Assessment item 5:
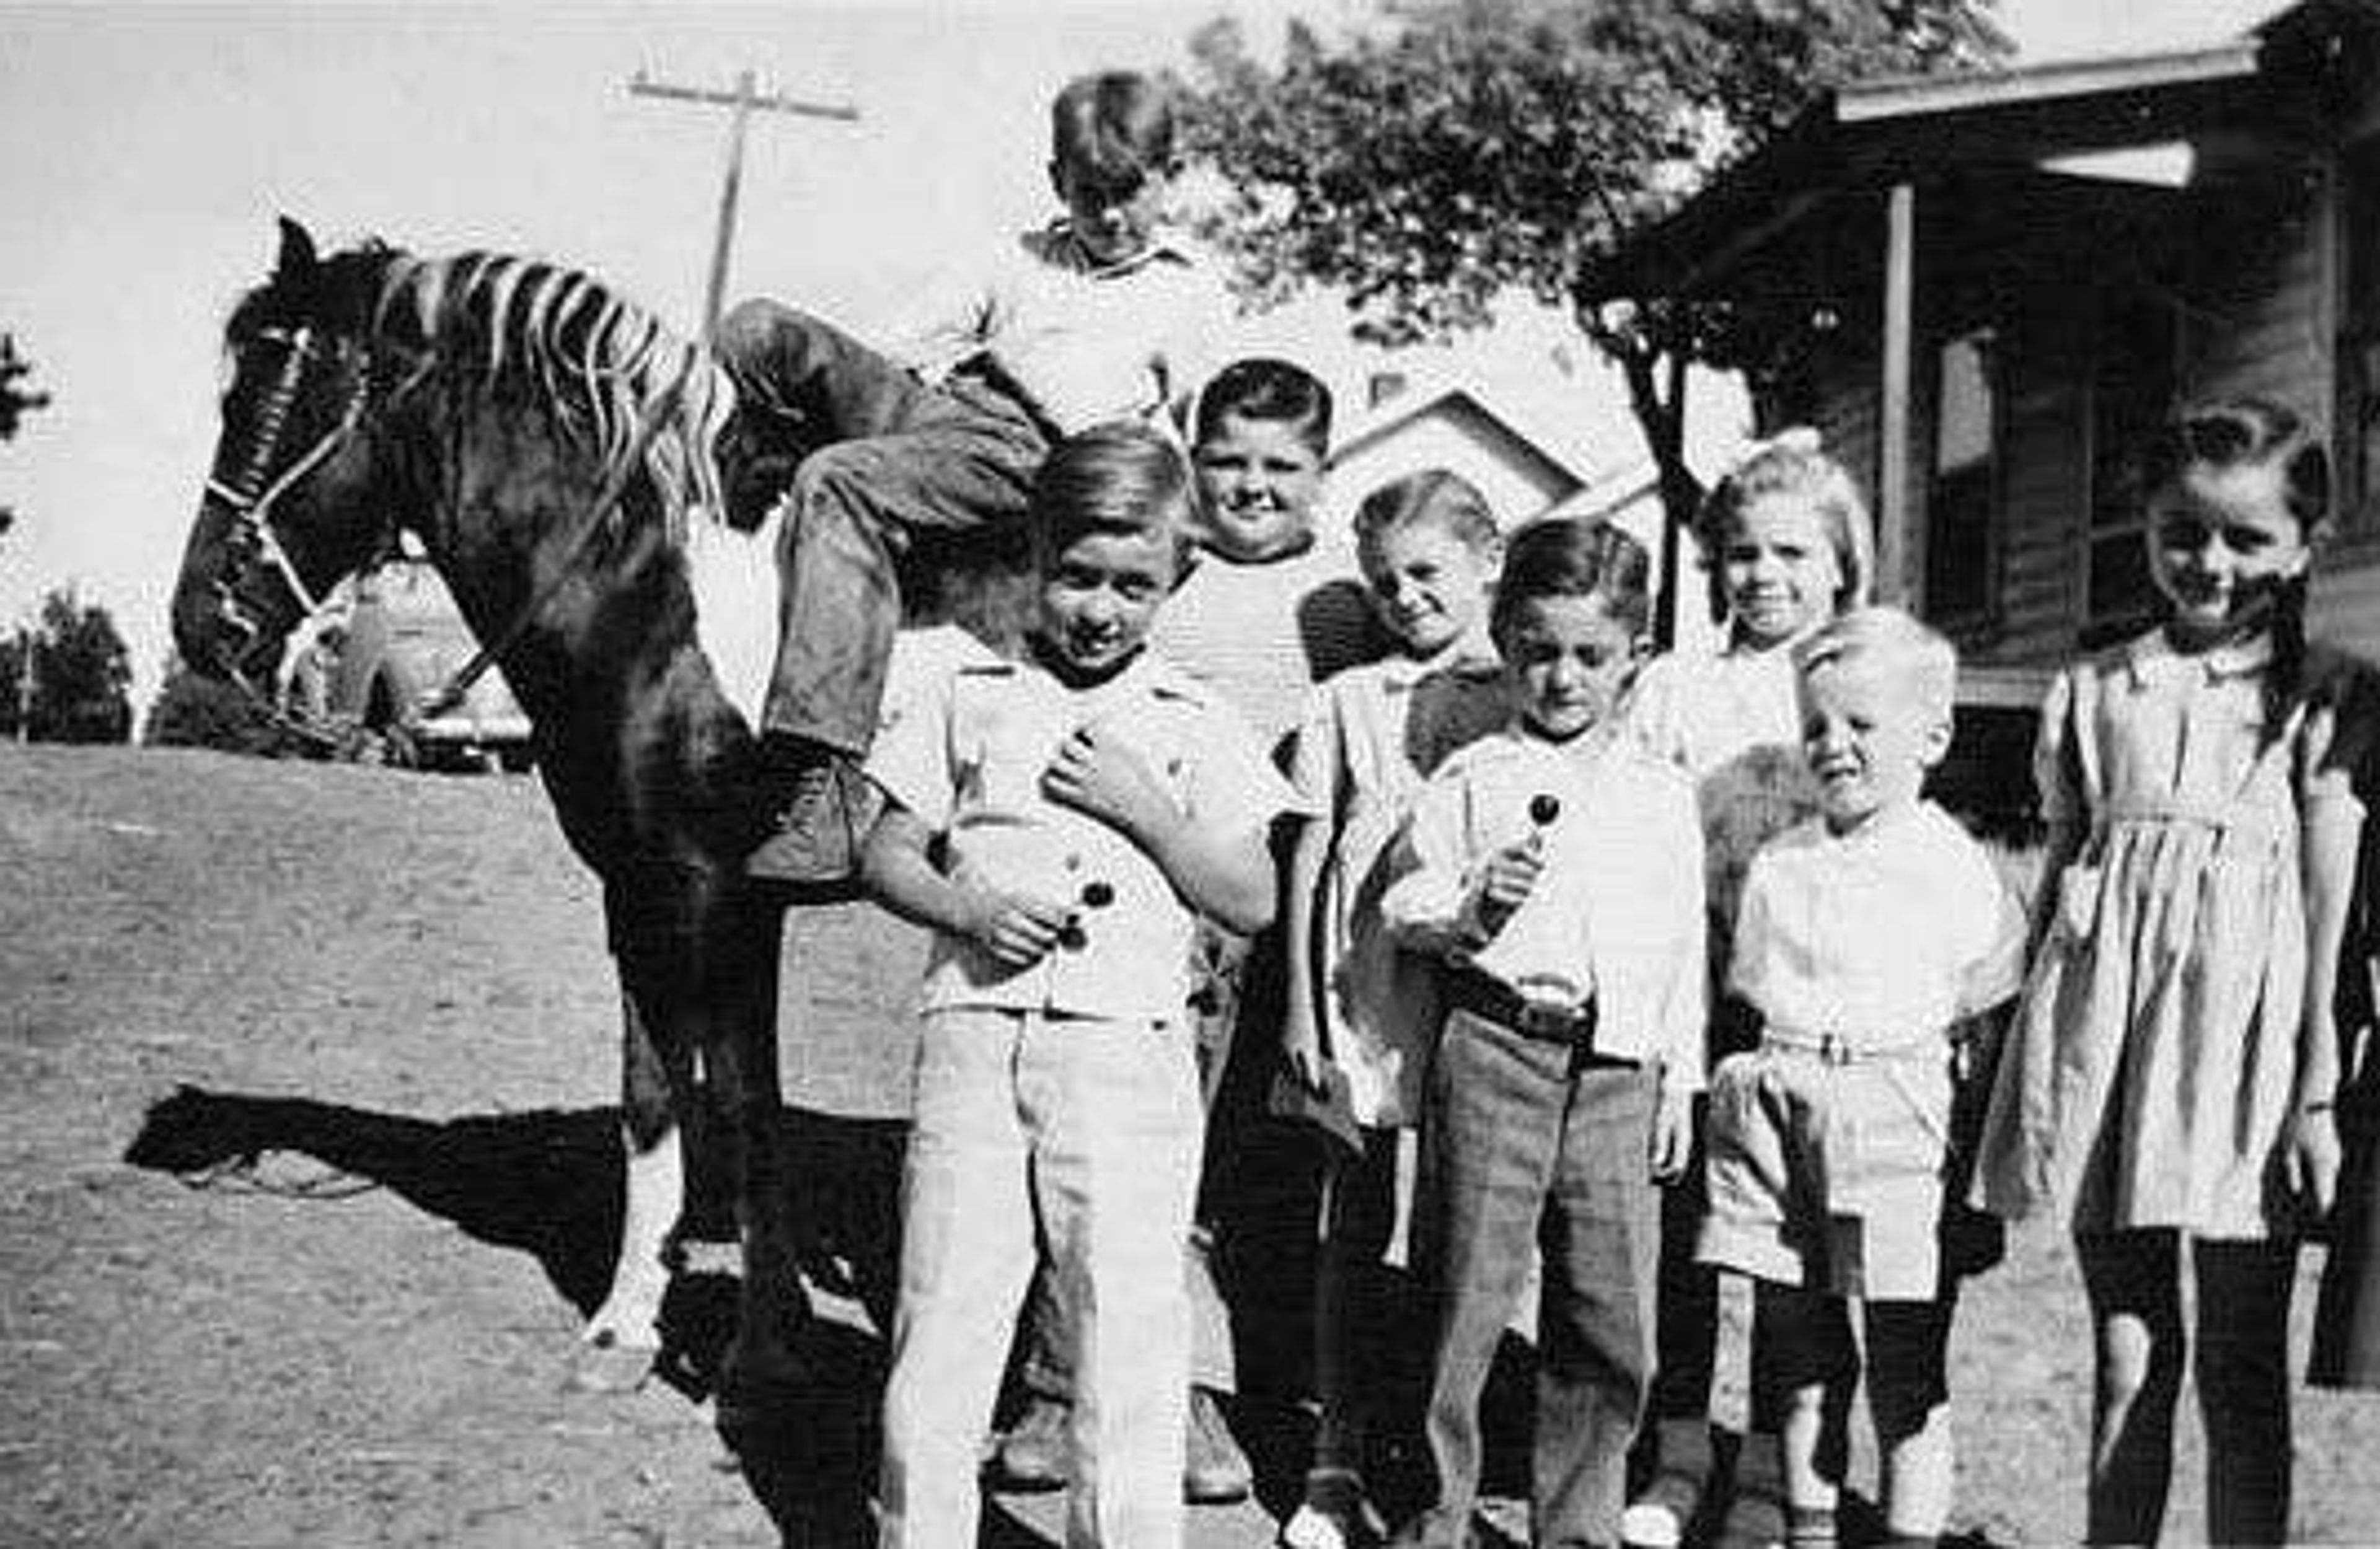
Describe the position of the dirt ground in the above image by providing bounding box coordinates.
[1,744,2375,1547]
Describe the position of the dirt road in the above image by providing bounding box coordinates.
[1,745,2373,1545]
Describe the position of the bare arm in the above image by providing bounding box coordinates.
[2286,726,2364,1216]
[860,804,1073,968]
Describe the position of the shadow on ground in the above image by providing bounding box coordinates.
[120,1087,2001,1548]
[123,1084,904,1545]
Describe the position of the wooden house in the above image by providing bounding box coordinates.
[1590,0,2380,752]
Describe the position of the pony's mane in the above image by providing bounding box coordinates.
[284,242,734,537]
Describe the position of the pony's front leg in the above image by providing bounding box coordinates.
[706,893,813,1432]
[573,984,689,1391]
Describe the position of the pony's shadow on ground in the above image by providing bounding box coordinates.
[121,1088,2014,1549]
[123,1084,904,1546]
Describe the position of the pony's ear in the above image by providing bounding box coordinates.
[274,217,319,284]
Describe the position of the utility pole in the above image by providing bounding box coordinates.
[627,67,859,343]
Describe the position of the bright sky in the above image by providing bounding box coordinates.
[0,0,2287,706]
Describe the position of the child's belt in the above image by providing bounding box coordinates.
[1446,969,1600,1050]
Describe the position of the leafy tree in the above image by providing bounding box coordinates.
[0,331,49,542]
[0,586,133,744]
[1175,0,2009,637]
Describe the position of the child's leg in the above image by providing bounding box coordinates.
[1750,1281,1858,1545]
[2192,1236,2297,1546]
[1533,1060,1662,1547]
[1407,1010,1567,1543]
[1026,1014,1204,1549]
[1864,1296,1957,1543]
[2075,1228,2185,1546]
[1626,1108,1721,1545]
[761,415,1042,760]
[878,1009,1039,1548]
[1311,1125,1400,1479]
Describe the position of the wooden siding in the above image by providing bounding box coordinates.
[2181,161,2332,421]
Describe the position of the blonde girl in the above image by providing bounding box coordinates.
[1620,429,1873,1549]
[1279,470,1510,1548]
[1975,398,2373,1544]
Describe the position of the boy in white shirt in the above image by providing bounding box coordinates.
[860,422,1295,1547]
[1699,607,2025,1549]
[717,69,1233,889]
[1379,517,1705,1548]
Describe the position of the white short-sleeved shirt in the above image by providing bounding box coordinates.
[1379,726,1708,1082]
[866,646,1299,1025]
[874,224,1235,438]
[1730,801,2027,1052]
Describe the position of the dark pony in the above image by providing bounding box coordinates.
[171,218,803,1420]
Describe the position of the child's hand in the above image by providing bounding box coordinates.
[2285,1104,2343,1221]
[959,887,1075,969]
[1472,839,1545,937]
[1282,1016,1333,1093]
[1649,1082,1695,1182]
[1043,725,1173,839]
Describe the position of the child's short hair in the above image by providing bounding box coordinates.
[1491,517,1652,643]
[1029,420,1195,568]
[1695,428,1876,625]
[1794,605,1959,726]
[1191,357,1333,455]
[1352,468,1499,562]
[1049,71,1178,195]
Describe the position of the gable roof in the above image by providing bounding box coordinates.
[1326,372,1602,495]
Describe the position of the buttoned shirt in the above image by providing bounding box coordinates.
[874,222,1235,437]
[1730,801,2026,1055]
[866,646,1298,1025]
[1379,725,1708,1084]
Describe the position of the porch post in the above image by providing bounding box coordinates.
[1878,180,1916,607]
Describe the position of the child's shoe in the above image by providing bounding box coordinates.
[1184,1385,1253,1503]
[747,740,869,892]
[987,1393,1069,1492]
[1281,1467,1389,1548]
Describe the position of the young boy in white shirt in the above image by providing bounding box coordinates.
[860,422,1295,1547]
[1699,607,2025,1549]
[1379,517,1706,1548]
[717,70,1233,889]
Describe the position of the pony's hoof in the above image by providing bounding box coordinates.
[566,1331,659,1394]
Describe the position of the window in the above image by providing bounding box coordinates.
[2084,289,2177,647]
[1927,327,1998,621]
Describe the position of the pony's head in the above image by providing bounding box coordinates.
[174,217,403,690]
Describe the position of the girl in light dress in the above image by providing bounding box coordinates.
[1279,470,1511,1548]
[1617,430,1874,1549]
[1974,398,2376,1545]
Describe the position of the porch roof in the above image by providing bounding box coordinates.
[1585,41,2273,302]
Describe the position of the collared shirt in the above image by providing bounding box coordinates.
[1150,540,1382,760]
[872,221,1235,437]
[1730,801,2026,1054]
[866,646,1299,1025]
[1624,643,1823,942]
[1380,724,1708,1084]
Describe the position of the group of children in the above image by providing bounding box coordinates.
[714,63,2380,1549]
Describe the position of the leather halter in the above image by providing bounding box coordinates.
[203,325,371,630]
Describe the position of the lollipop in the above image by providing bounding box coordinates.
[1059,879,1115,951]
[1528,794,1561,828]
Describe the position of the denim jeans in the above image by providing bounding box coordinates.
[877,1007,1202,1548]
[711,301,1046,756]
[1406,1006,1660,1549]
